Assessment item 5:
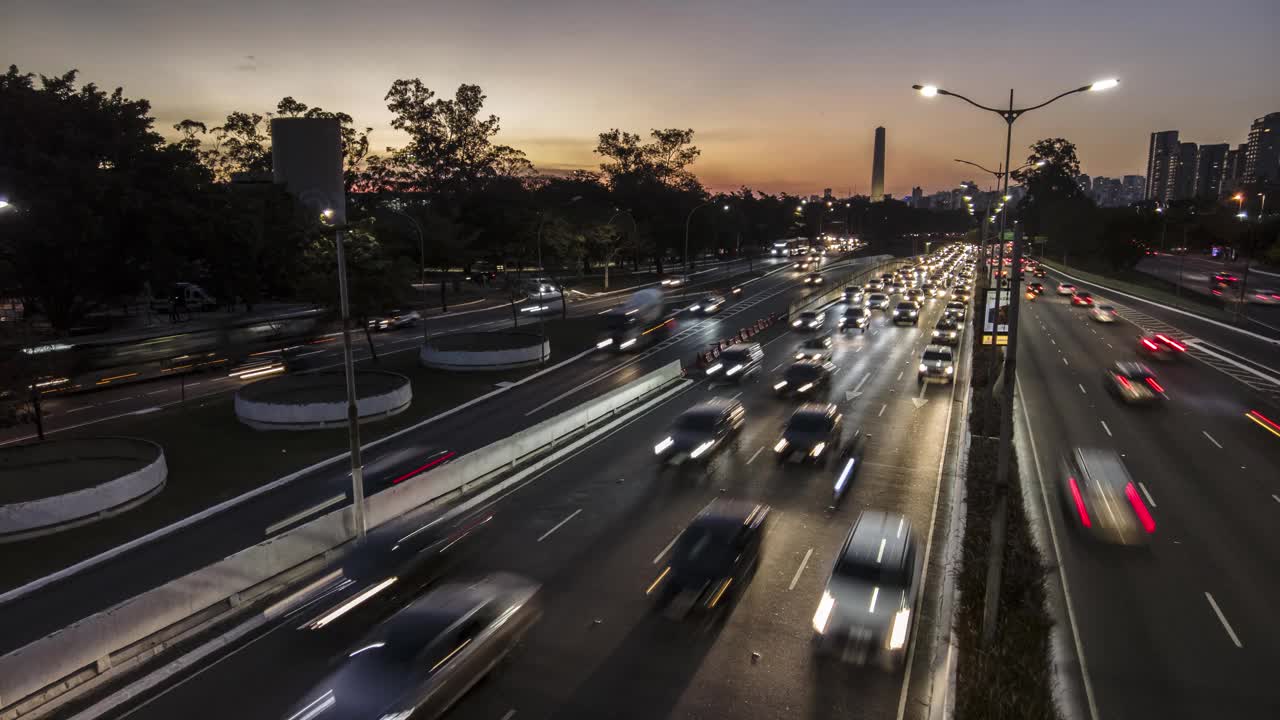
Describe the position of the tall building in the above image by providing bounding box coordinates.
[911,186,923,208]
[1076,174,1092,195]
[1122,175,1146,205]
[1145,130,1180,204]
[1175,142,1199,200]
[1090,176,1123,207]
[1220,143,1248,197]
[1244,112,1280,183]
[1192,143,1229,199]
[870,126,886,202]
[823,188,833,201]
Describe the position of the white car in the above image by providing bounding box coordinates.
[690,294,725,314]
[1090,305,1118,323]
[661,276,687,287]
[1057,283,1077,296]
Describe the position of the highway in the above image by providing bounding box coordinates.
[1013,282,1280,719]
[82,269,968,720]
[1131,252,1280,336]
[0,253,882,654]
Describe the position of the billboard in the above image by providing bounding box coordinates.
[982,289,1010,345]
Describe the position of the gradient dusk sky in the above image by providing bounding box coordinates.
[5,0,1278,197]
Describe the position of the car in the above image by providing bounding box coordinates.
[943,301,967,321]
[879,273,894,283]
[866,279,885,291]
[773,360,834,399]
[660,276,687,287]
[1027,282,1045,295]
[654,397,746,464]
[920,283,943,299]
[710,343,764,381]
[283,573,541,720]
[804,272,824,285]
[843,286,864,304]
[812,510,920,667]
[931,317,961,346]
[367,309,421,331]
[905,288,926,305]
[891,302,919,325]
[887,282,905,295]
[917,345,955,384]
[1056,283,1077,296]
[865,293,891,311]
[1058,448,1155,545]
[1070,291,1094,307]
[792,309,827,330]
[1137,332,1187,359]
[689,294,725,314]
[648,500,769,618]
[1090,304,1118,322]
[774,403,842,465]
[840,306,870,332]
[1103,361,1165,404]
[1034,267,1047,278]
[795,333,834,361]
[951,287,971,302]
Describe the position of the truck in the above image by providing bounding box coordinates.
[150,283,219,313]
[601,288,670,352]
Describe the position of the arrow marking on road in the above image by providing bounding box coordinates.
[911,377,929,408]
[846,373,870,401]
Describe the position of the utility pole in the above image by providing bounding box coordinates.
[322,211,367,540]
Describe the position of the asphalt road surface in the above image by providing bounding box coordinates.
[1014,288,1280,720]
[0,253,884,654]
[90,280,967,720]
[1133,253,1280,335]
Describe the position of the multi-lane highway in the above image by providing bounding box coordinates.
[1014,273,1280,720]
[58,258,970,720]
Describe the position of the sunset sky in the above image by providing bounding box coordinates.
[6,0,1278,197]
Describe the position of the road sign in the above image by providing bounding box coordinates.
[982,289,1010,345]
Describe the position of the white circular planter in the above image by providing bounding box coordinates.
[0,437,167,542]
[235,370,412,430]
[421,331,550,371]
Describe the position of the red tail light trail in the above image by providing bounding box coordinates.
[1124,483,1156,533]
[1068,477,1092,528]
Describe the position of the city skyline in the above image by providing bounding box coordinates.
[4,0,1278,196]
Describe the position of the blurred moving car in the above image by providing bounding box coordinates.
[1090,304,1118,322]
[660,276,687,287]
[1070,291,1094,306]
[840,306,870,332]
[653,398,746,464]
[795,333,834,361]
[887,282,905,295]
[804,272,825,286]
[866,279,885,292]
[774,403,842,465]
[284,573,540,720]
[1026,282,1045,295]
[931,317,961,346]
[792,309,827,330]
[917,345,955,384]
[648,500,769,619]
[943,301,967,321]
[710,343,764,381]
[773,360,834,399]
[367,309,421,331]
[812,511,920,667]
[1056,283,1078,296]
[891,302,920,325]
[951,287,971,302]
[844,286,865,304]
[866,293,891,311]
[1102,361,1165,404]
[906,288,927,305]
[1136,332,1187,360]
[830,429,870,504]
[1058,448,1155,545]
[689,294,725,314]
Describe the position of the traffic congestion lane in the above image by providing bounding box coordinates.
[0,255,884,654]
[1016,295,1280,719]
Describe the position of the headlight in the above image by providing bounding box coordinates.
[919,364,928,372]
[813,591,836,634]
[774,381,788,390]
[810,442,826,458]
[909,310,917,316]
[888,608,911,650]
[690,304,701,312]
[945,366,953,374]
[596,339,613,349]
[619,338,637,349]
[654,437,674,455]
[774,438,789,452]
[792,320,802,327]
[690,440,715,459]
[797,382,814,392]
[726,364,743,376]
[949,332,957,338]
[706,363,723,375]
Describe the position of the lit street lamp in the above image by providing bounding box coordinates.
[683,201,729,299]
[384,206,433,340]
[913,76,1119,644]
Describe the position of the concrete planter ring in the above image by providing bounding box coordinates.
[421,331,551,371]
[235,370,412,430]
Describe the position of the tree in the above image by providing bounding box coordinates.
[0,66,210,332]
[1013,138,1095,255]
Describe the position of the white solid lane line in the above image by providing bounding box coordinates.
[264,494,346,536]
[789,547,814,591]
[1204,592,1244,648]
[501,711,516,720]
[146,389,168,396]
[746,446,764,465]
[772,362,785,371]
[1138,482,1157,507]
[1078,383,1087,395]
[1202,431,1223,449]
[1106,342,1113,349]
[63,405,94,414]
[1100,420,1112,437]
[655,530,686,563]
[897,370,904,381]
[1272,494,1280,504]
[537,508,582,542]
[878,404,887,417]
[1063,357,1070,366]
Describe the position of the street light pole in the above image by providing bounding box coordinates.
[386,207,429,342]
[683,201,727,301]
[914,77,1118,645]
[322,210,367,540]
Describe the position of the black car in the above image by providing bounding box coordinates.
[773,360,834,399]
[1103,361,1165,404]
[711,343,764,382]
[891,301,920,325]
[795,333,834,361]
[840,306,870,332]
[649,499,769,618]
[653,398,746,464]
[931,317,961,346]
[774,402,842,465]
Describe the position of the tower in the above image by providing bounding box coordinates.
[871,127,886,202]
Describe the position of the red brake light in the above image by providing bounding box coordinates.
[1124,483,1156,533]
[1245,409,1280,437]
[1140,338,1159,351]
[1155,334,1185,351]
[392,451,457,484]
[1117,374,1130,389]
[1146,377,1164,393]
[1068,477,1092,528]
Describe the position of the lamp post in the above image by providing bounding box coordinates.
[913,77,1119,644]
[384,207,432,341]
[606,209,638,291]
[683,201,728,300]
[0,199,46,441]
[321,208,367,540]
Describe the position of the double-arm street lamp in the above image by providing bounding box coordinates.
[683,201,729,300]
[913,77,1119,644]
